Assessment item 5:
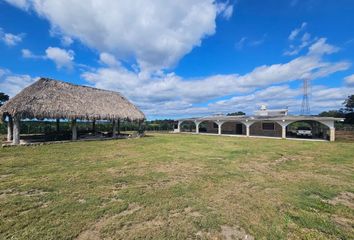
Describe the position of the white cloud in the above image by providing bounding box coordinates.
[285,22,339,57]
[0,28,24,46]
[45,47,74,69]
[216,1,234,20]
[6,0,233,71]
[284,32,312,56]
[249,37,266,47]
[288,22,307,41]
[308,38,339,56]
[1,60,351,117]
[21,49,32,58]
[61,36,73,47]
[81,38,350,118]
[345,74,354,86]
[21,47,75,69]
[0,68,9,78]
[235,35,266,50]
[99,52,121,67]
[3,33,23,46]
[0,67,38,97]
[3,1,351,118]
[4,0,30,10]
[207,84,354,117]
[21,48,42,59]
[235,37,247,50]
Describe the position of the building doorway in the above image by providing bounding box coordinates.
[236,123,243,134]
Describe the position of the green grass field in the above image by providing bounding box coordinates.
[0,133,353,239]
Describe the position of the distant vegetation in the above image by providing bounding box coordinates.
[0,119,177,135]
[1,92,353,135]
[227,111,246,116]
[319,95,354,124]
[0,92,9,107]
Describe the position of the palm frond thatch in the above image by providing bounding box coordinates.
[0,78,145,121]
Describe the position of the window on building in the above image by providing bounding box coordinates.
[262,122,275,130]
[213,123,218,128]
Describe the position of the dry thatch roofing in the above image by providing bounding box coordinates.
[0,78,145,121]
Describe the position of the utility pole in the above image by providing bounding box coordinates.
[300,78,310,115]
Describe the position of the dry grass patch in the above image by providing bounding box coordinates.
[0,133,353,239]
[326,192,354,209]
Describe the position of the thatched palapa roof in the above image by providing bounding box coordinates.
[0,78,145,121]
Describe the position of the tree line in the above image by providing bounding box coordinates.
[1,92,353,135]
[318,95,354,124]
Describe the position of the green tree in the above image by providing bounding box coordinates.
[342,95,354,123]
[0,92,9,107]
[318,110,345,118]
[227,111,246,116]
[343,95,354,112]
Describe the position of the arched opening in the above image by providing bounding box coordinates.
[198,121,218,134]
[250,121,282,138]
[179,121,196,132]
[221,121,246,135]
[286,120,330,140]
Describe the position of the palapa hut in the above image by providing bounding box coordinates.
[0,78,145,145]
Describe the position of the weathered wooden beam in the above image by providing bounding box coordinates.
[7,115,13,142]
[12,116,20,145]
[112,119,117,138]
[72,119,78,140]
[117,119,120,135]
[92,120,96,133]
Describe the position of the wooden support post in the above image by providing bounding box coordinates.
[117,119,120,135]
[92,120,96,134]
[12,116,20,145]
[7,115,13,142]
[137,120,142,135]
[56,119,60,132]
[112,120,117,138]
[72,119,77,140]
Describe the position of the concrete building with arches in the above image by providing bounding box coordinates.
[175,107,343,141]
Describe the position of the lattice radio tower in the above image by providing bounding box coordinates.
[300,78,310,115]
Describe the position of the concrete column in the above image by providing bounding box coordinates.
[7,115,13,142]
[246,125,250,137]
[177,121,181,132]
[217,122,224,135]
[243,120,254,137]
[276,120,290,139]
[71,119,78,140]
[112,120,117,138]
[12,116,20,145]
[329,128,335,142]
[195,121,200,134]
[281,126,286,139]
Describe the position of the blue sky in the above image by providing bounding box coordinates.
[0,0,353,119]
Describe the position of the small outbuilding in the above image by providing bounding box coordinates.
[0,78,145,145]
